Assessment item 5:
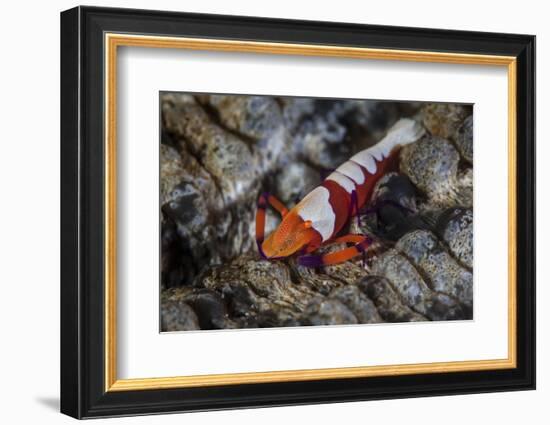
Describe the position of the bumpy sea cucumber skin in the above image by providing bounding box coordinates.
[436,208,474,269]
[395,230,473,308]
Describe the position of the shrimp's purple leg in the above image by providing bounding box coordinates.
[298,234,373,267]
[348,190,366,266]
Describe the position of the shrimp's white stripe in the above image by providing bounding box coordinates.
[351,151,377,174]
[351,118,425,175]
[297,187,335,241]
[369,147,384,162]
[336,161,365,184]
[383,117,426,148]
[326,171,355,193]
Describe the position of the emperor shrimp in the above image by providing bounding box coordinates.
[255,118,425,267]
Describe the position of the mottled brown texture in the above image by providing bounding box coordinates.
[400,134,472,208]
[162,93,258,204]
[160,144,186,206]
[371,247,470,320]
[436,208,474,269]
[329,285,383,323]
[454,115,473,164]
[422,103,470,140]
[199,95,288,173]
[395,230,473,308]
[160,299,200,332]
[357,276,428,322]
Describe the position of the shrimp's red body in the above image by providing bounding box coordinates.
[256,118,425,267]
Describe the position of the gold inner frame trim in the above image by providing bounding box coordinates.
[104,33,518,392]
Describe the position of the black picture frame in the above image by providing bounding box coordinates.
[61,5,535,419]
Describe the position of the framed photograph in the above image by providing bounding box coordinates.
[60,6,535,419]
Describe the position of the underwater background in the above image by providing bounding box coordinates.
[160,93,473,331]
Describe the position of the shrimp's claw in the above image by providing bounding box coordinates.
[255,192,289,259]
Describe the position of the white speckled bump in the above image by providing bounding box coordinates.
[296,187,336,241]
[351,118,425,174]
